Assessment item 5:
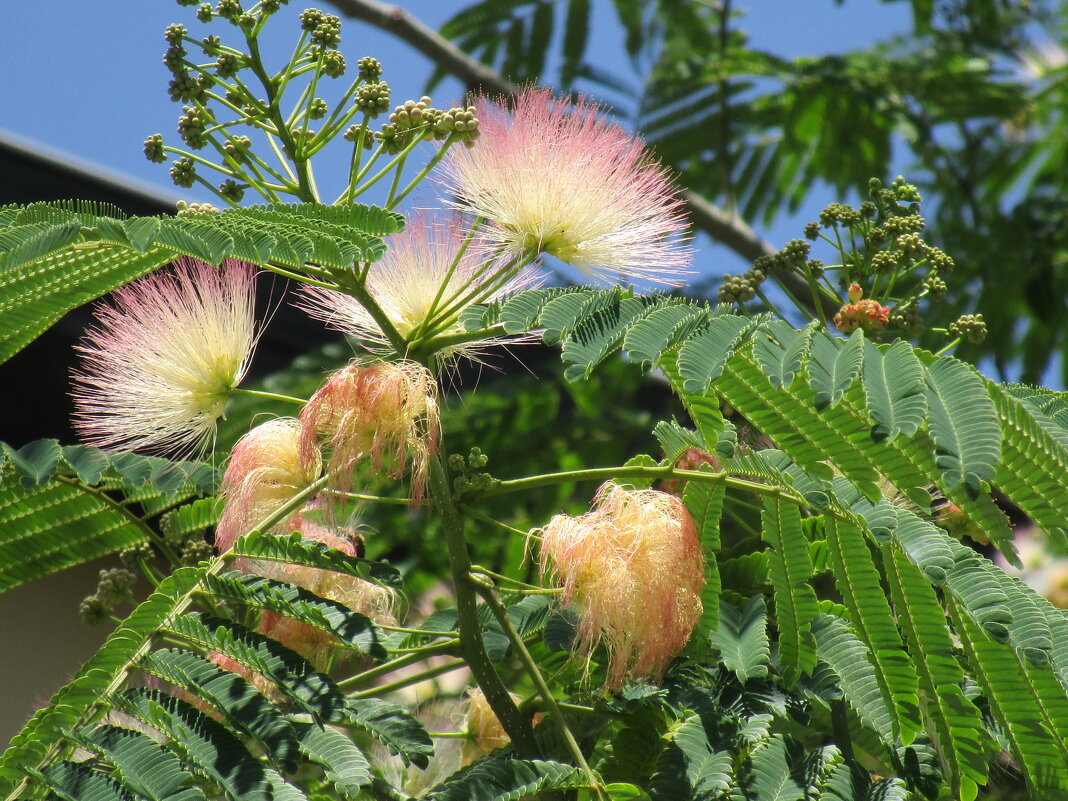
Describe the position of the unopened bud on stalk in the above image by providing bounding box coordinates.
[538,483,705,690]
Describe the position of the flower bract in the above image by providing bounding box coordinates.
[72,258,257,455]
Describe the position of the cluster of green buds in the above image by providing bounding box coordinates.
[722,175,977,352]
[145,2,480,209]
[449,448,500,497]
[79,568,138,625]
[949,313,988,344]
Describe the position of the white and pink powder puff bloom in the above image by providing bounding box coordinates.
[300,360,439,502]
[72,258,257,455]
[538,482,705,690]
[215,418,322,553]
[297,212,536,360]
[439,88,692,285]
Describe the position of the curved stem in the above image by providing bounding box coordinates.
[347,658,468,698]
[469,573,605,798]
[427,454,539,756]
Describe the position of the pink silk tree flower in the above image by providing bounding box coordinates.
[300,360,439,502]
[296,211,537,361]
[72,258,257,455]
[538,482,705,690]
[439,88,692,285]
[215,418,322,553]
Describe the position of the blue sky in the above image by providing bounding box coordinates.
[1,0,914,277]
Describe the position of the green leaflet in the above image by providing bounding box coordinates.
[710,595,770,682]
[0,201,401,364]
[562,295,658,381]
[420,757,591,801]
[110,688,274,801]
[810,614,894,745]
[199,572,389,659]
[138,649,301,773]
[883,546,987,800]
[861,338,927,441]
[677,314,766,394]
[0,567,203,792]
[752,319,818,389]
[0,442,216,594]
[806,329,864,410]
[741,735,805,801]
[761,497,819,684]
[32,761,132,801]
[823,517,921,745]
[649,714,732,801]
[988,381,1068,542]
[344,697,434,769]
[683,479,725,639]
[229,530,403,590]
[293,723,371,799]
[69,725,205,801]
[949,600,1068,798]
[922,354,1002,499]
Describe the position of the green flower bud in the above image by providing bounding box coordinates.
[196,3,213,22]
[322,50,346,78]
[182,539,215,565]
[311,14,341,48]
[870,250,897,274]
[144,133,167,163]
[201,34,222,54]
[216,0,241,20]
[308,97,328,119]
[859,201,876,218]
[168,73,210,103]
[357,56,382,80]
[300,8,324,30]
[215,52,241,78]
[949,314,987,344]
[806,258,824,279]
[164,23,188,45]
[803,221,821,240]
[238,12,256,30]
[218,178,245,202]
[780,238,810,267]
[119,541,154,568]
[923,275,947,298]
[79,594,109,625]
[170,157,197,188]
[355,81,391,115]
[163,45,187,73]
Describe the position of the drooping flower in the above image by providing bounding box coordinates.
[297,212,536,359]
[538,482,705,690]
[215,418,322,553]
[300,360,439,500]
[72,258,257,455]
[439,88,691,285]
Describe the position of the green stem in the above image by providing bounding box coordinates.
[470,565,557,594]
[469,573,604,798]
[934,337,961,357]
[386,135,457,209]
[348,659,467,699]
[231,387,307,406]
[427,454,539,756]
[482,464,791,501]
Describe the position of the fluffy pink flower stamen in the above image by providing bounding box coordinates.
[215,418,322,553]
[439,88,692,285]
[539,482,705,690]
[297,212,536,360]
[300,360,439,501]
[72,258,257,455]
